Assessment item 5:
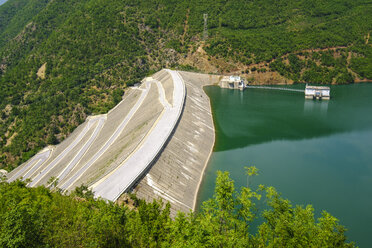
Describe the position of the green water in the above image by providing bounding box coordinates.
[198,83,372,247]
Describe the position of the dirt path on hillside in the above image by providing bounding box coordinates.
[181,8,190,45]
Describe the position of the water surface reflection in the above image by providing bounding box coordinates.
[200,83,372,246]
[205,84,372,152]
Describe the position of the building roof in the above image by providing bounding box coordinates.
[221,75,242,83]
[305,85,330,90]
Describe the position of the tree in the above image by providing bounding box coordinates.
[196,168,355,247]
[47,176,59,189]
[73,184,94,199]
[0,201,44,248]
[257,186,354,247]
[47,132,58,145]
[0,167,356,247]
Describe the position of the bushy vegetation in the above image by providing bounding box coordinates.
[268,48,359,84]
[0,0,371,170]
[0,168,355,247]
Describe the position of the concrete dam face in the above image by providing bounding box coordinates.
[7,69,219,216]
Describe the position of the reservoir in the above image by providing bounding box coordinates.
[198,83,372,247]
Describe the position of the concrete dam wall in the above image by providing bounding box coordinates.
[133,71,219,216]
[7,69,219,216]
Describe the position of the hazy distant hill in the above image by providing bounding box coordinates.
[0,0,7,6]
[0,0,371,170]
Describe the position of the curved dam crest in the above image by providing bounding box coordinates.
[7,69,219,216]
[91,70,186,200]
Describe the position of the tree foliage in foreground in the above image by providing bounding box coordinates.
[0,168,355,247]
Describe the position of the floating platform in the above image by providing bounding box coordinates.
[305,84,330,100]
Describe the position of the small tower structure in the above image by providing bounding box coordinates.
[203,13,208,41]
[219,76,245,90]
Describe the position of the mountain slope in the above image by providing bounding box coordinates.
[0,0,371,170]
[0,0,49,49]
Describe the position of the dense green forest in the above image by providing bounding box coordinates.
[0,0,371,170]
[0,169,355,247]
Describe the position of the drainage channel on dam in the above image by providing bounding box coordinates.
[58,80,153,191]
[27,116,105,187]
[91,70,186,201]
[7,69,186,206]
[7,149,51,182]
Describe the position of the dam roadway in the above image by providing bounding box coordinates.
[7,69,218,216]
[91,70,186,200]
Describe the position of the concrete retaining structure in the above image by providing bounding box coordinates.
[92,69,186,201]
[132,71,219,216]
[7,69,219,217]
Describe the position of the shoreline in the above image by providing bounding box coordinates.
[177,79,372,212]
[192,84,216,211]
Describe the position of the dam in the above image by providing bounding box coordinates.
[7,69,219,216]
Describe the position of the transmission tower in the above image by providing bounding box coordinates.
[203,13,208,41]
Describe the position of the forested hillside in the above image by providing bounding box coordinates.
[0,0,371,170]
[0,169,355,247]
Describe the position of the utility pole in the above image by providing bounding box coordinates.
[203,13,208,41]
